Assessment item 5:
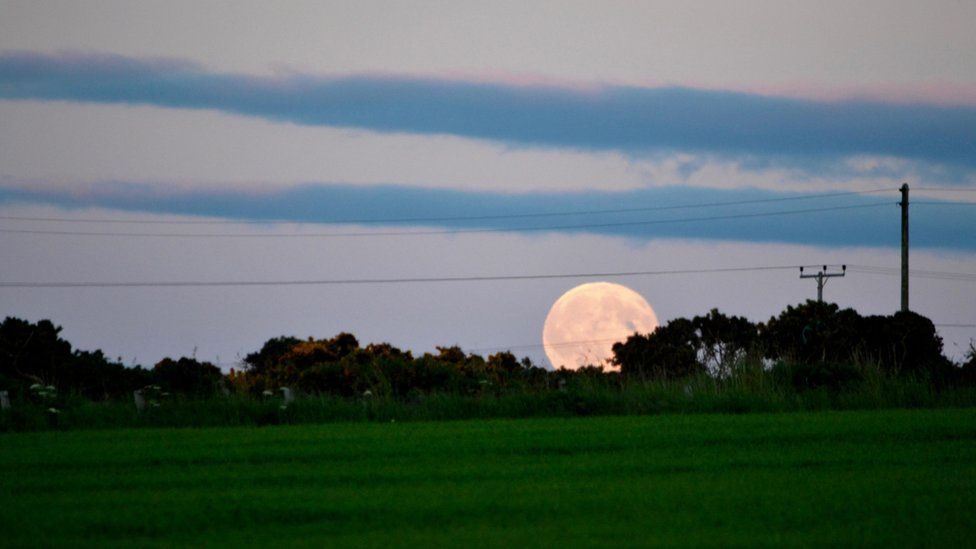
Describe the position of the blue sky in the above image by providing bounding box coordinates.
[1,1,974,366]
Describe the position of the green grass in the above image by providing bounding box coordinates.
[5,377,976,432]
[1,409,975,547]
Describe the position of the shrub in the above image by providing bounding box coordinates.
[772,361,863,392]
[152,357,223,396]
[0,317,149,400]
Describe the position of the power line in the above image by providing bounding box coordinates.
[847,265,976,282]
[913,187,976,192]
[0,202,894,238]
[0,188,895,226]
[911,201,976,206]
[0,265,799,289]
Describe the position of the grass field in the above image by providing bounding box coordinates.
[1,409,975,547]
[7,379,976,432]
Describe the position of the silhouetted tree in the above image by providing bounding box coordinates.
[71,349,151,400]
[959,343,976,385]
[243,336,301,375]
[434,346,467,364]
[153,357,222,396]
[761,301,952,382]
[612,318,703,380]
[0,317,148,399]
[859,311,951,377]
[760,301,862,364]
[282,333,361,371]
[693,309,758,377]
[0,317,72,387]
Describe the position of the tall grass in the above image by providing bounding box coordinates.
[3,371,974,432]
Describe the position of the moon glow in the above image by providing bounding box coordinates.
[542,282,659,371]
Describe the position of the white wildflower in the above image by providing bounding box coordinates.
[47,407,59,414]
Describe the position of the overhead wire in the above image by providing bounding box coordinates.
[911,201,976,206]
[0,187,896,226]
[8,263,972,315]
[846,265,976,282]
[3,185,971,358]
[2,187,971,324]
[0,265,800,289]
[0,202,895,238]
[913,187,976,192]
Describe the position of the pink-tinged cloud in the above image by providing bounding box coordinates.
[744,81,976,108]
[1,51,975,171]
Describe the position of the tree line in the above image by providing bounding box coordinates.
[1,300,975,403]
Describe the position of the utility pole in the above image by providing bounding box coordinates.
[900,183,910,312]
[800,265,846,302]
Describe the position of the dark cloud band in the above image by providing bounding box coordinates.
[2,182,973,251]
[2,51,975,167]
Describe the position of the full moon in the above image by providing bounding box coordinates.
[542,282,659,371]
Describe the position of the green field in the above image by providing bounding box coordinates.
[2,409,975,547]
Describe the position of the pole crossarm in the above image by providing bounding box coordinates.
[799,265,847,302]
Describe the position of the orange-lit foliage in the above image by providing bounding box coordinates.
[231,334,557,397]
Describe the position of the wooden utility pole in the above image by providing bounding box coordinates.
[800,265,846,302]
[900,183,909,312]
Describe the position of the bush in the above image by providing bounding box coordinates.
[760,301,862,364]
[772,361,863,392]
[152,357,223,396]
[0,317,149,400]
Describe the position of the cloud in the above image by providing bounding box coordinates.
[2,181,973,251]
[6,100,973,197]
[2,51,975,171]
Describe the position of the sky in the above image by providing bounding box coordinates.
[1,0,974,367]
